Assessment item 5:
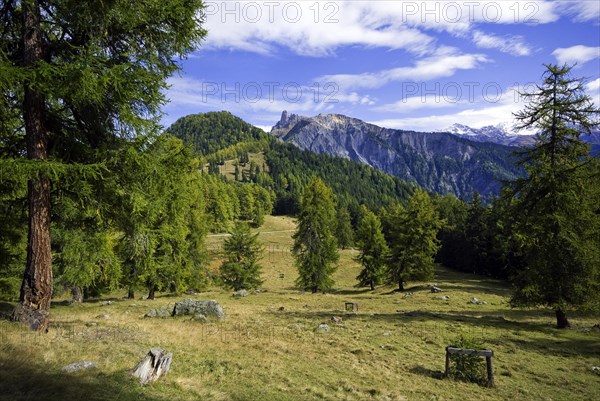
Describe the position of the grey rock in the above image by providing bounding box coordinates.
[316,324,330,333]
[192,314,207,322]
[85,322,97,327]
[331,316,343,323]
[62,361,97,373]
[431,286,443,293]
[173,299,225,319]
[144,306,174,318]
[232,289,249,298]
[469,297,487,305]
[435,295,450,300]
[96,314,110,320]
[100,301,113,306]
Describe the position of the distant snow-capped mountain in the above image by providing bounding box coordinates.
[439,123,537,147]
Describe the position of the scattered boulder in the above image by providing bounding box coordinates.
[144,306,173,318]
[192,314,207,323]
[435,295,450,301]
[184,289,197,295]
[402,292,414,299]
[278,306,286,312]
[431,286,443,293]
[96,314,110,320]
[173,299,225,319]
[469,297,487,305]
[331,316,343,323]
[382,332,391,336]
[85,322,97,327]
[62,361,97,373]
[232,289,249,298]
[100,301,113,306]
[316,324,330,333]
[132,348,172,385]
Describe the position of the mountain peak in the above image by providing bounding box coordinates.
[271,110,308,138]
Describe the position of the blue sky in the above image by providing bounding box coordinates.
[162,0,600,133]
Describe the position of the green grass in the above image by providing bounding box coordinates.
[1,215,599,401]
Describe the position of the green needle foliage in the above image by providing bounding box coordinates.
[385,189,444,291]
[1,0,207,327]
[220,222,264,291]
[355,205,389,290]
[508,64,600,328]
[336,206,354,249]
[293,177,339,293]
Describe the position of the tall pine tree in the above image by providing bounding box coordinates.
[355,206,388,290]
[508,64,600,328]
[1,0,206,330]
[386,189,443,291]
[292,177,339,293]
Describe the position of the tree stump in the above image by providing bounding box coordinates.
[132,348,172,385]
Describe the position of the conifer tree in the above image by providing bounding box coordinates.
[508,64,600,328]
[336,207,354,249]
[386,189,443,291]
[292,177,339,293]
[355,206,388,290]
[220,222,264,291]
[1,0,206,330]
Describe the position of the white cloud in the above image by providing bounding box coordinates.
[555,0,600,22]
[552,45,600,66]
[586,78,600,107]
[369,85,536,132]
[198,1,564,57]
[472,30,532,56]
[318,48,489,91]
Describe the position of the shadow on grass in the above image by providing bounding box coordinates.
[408,365,445,380]
[0,344,185,401]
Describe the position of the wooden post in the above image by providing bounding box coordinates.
[486,355,494,387]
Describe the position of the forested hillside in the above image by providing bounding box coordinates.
[167,111,415,215]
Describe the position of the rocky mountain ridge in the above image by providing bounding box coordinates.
[270,111,523,199]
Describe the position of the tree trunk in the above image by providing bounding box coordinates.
[398,280,405,291]
[555,308,570,329]
[71,287,83,303]
[128,289,135,299]
[370,282,375,291]
[147,286,156,300]
[12,0,52,332]
[311,286,318,294]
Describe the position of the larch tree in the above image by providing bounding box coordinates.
[292,177,339,293]
[219,221,264,291]
[1,0,207,330]
[508,64,600,329]
[336,206,354,249]
[355,205,388,290]
[386,189,443,291]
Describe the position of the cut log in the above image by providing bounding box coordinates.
[132,348,172,385]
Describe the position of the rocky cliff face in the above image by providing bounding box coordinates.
[270,111,523,199]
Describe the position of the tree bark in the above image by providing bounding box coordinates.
[12,0,52,332]
[128,288,135,299]
[71,287,83,303]
[370,282,375,291]
[398,280,405,291]
[555,309,570,329]
[147,286,156,300]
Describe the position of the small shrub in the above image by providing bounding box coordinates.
[448,334,487,384]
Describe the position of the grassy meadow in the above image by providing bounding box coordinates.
[1,215,599,401]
